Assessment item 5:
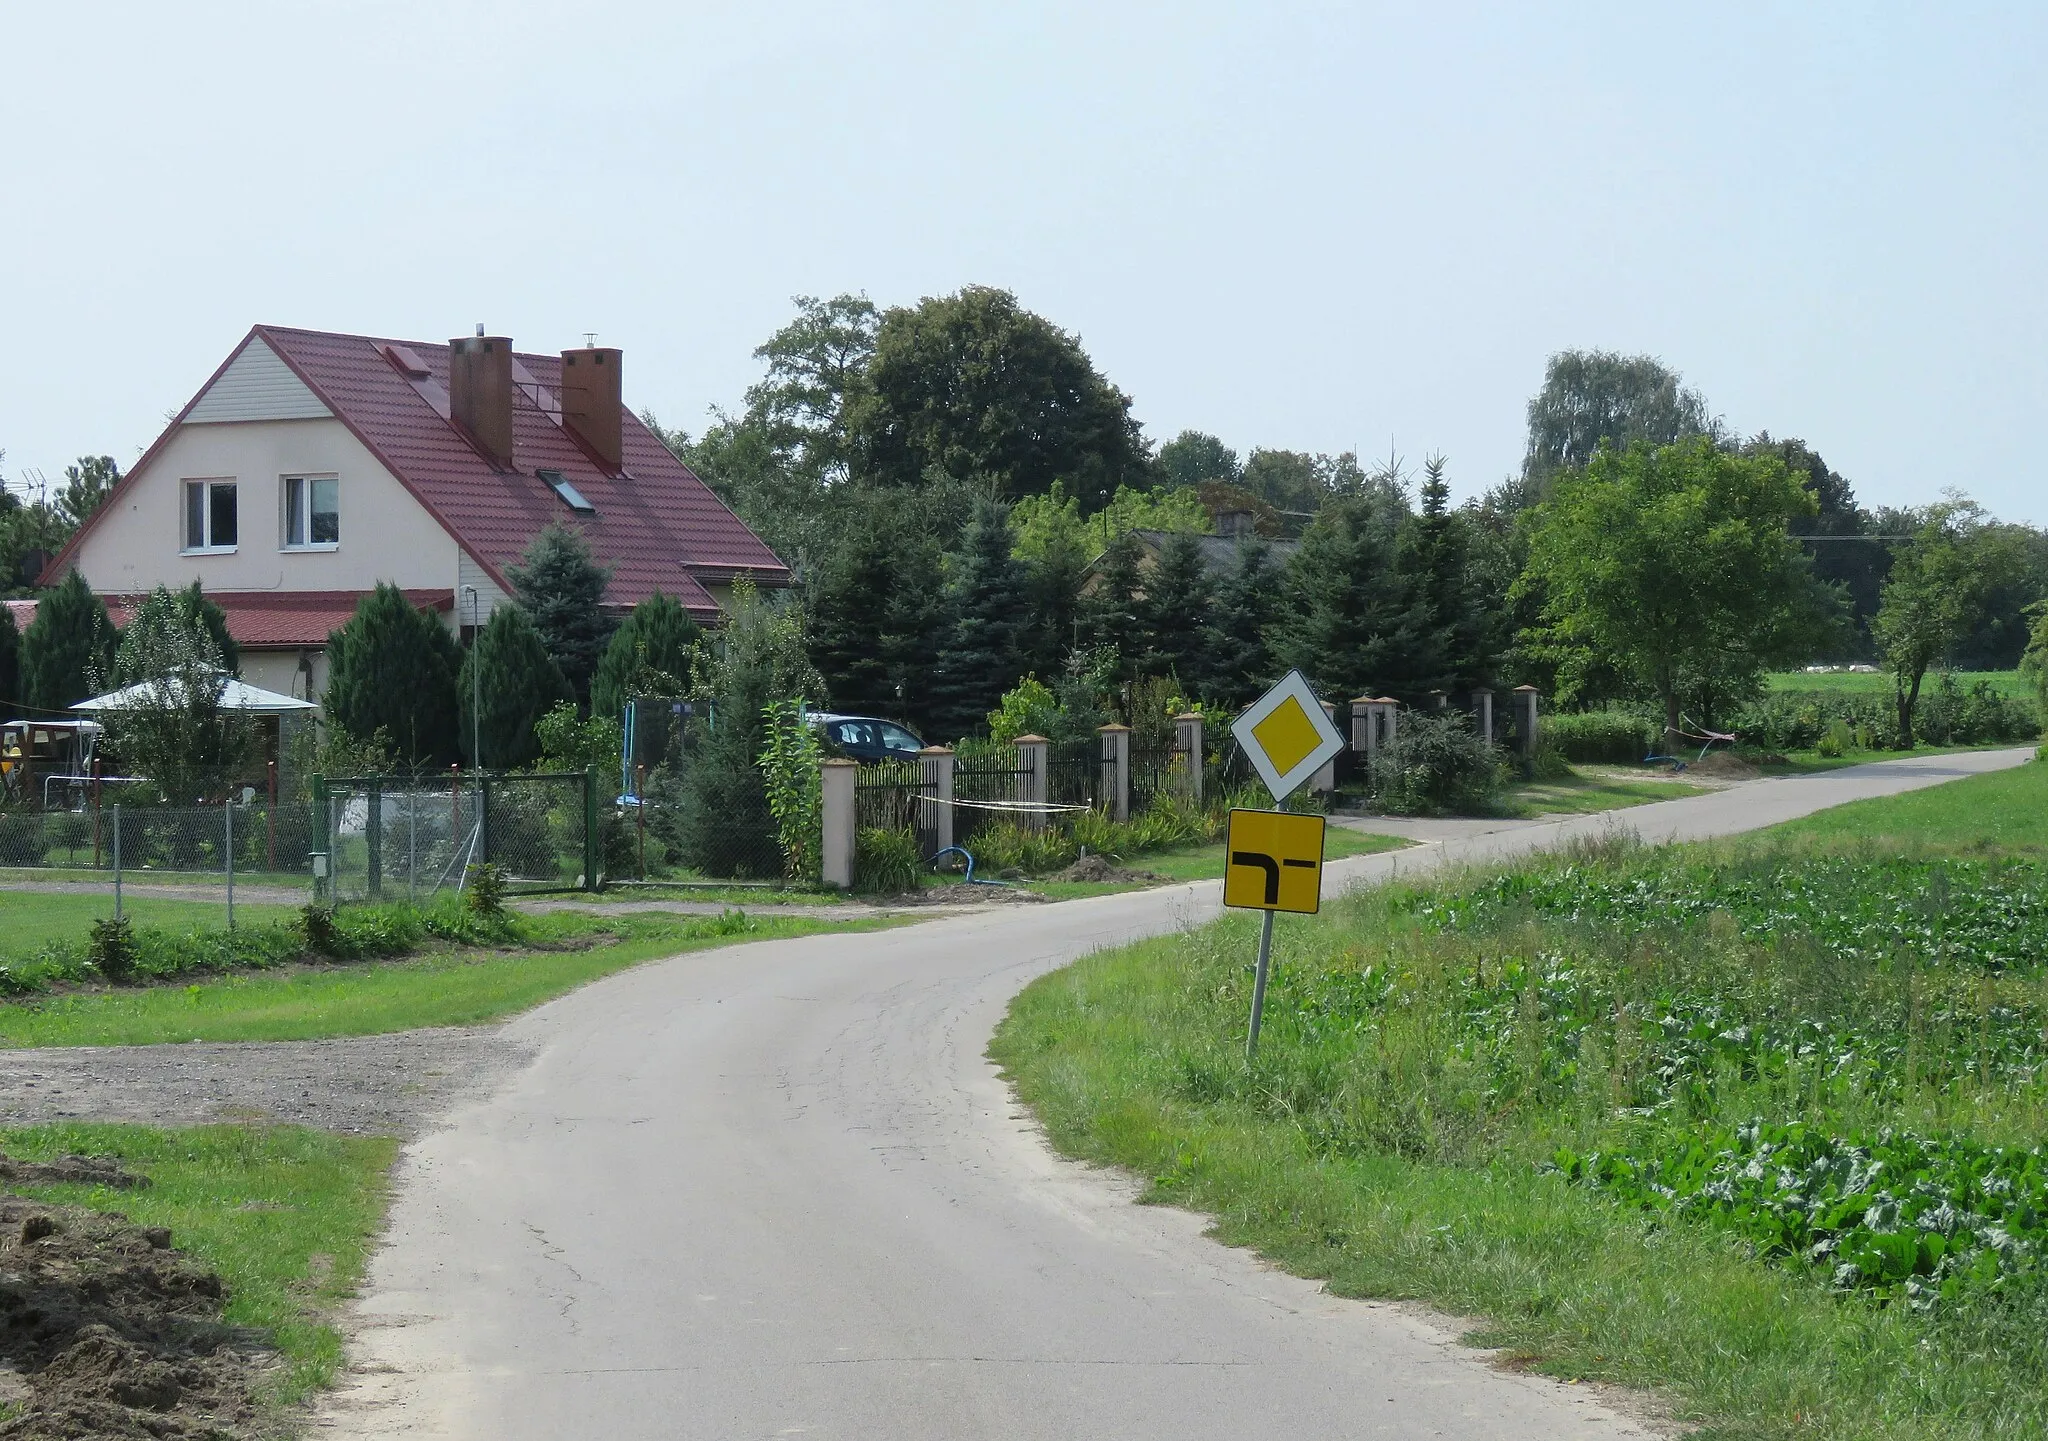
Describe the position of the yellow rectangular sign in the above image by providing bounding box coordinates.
[1222,809,1326,914]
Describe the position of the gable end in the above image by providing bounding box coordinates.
[186,337,333,423]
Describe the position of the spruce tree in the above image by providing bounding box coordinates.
[458,605,574,769]
[509,522,615,710]
[1201,539,1284,708]
[1081,530,1149,681]
[1020,532,1088,679]
[591,593,703,722]
[21,569,114,712]
[1141,531,1214,688]
[805,499,948,729]
[0,604,18,721]
[1270,492,1430,700]
[927,500,1030,742]
[324,583,464,764]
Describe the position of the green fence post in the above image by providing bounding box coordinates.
[479,774,492,869]
[583,766,601,892]
[366,777,383,902]
[310,774,328,905]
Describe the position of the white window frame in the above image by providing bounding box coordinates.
[181,477,240,555]
[281,473,341,551]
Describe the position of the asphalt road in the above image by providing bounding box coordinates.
[322,748,2033,1440]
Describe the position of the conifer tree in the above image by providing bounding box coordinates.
[1081,530,1149,680]
[458,605,574,769]
[1270,492,1430,700]
[21,570,114,713]
[804,500,947,728]
[0,604,18,721]
[591,593,703,723]
[1020,532,1088,679]
[510,522,615,710]
[1393,454,1488,693]
[1142,531,1214,688]
[927,499,1030,741]
[324,583,464,763]
[1200,539,1285,708]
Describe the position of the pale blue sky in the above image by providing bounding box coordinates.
[3,2,2041,520]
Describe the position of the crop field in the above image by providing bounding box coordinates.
[1766,669,2031,697]
[994,759,2048,1439]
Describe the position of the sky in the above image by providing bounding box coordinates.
[2,2,2042,521]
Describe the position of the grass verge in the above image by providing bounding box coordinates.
[0,910,904,1046]
[0,892,300,950]
[993,758,2048,1439]
[0,1122,394,1410]
[1502,766,1711,816]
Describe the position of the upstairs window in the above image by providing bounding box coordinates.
[283,475,340,548]
[183,479,238,552]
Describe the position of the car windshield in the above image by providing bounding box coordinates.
[880,724,923,755]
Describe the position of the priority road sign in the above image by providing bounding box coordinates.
[1223,809,1326,915]
[1230,669,1346,803]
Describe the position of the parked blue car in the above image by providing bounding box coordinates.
[808,712,928,764]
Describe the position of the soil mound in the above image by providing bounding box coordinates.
[0,1186,273,1440]
[0,1156,150,1191]
[1049,856,1166,885]
[1689,752,1761,780]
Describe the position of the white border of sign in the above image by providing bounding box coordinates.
[1229,669,1346,803]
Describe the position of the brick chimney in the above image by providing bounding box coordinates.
[448,334,515,469]
[560,346,623,470]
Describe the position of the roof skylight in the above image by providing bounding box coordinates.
[537,468,596,513]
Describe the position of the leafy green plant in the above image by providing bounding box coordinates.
[87,916,139,983]
[1543,711,1654,764]
[759,697,823,882]
[853,826,921,894]
[465,862,508,918]
[1369,710,1505,815]
[299,904,344,957]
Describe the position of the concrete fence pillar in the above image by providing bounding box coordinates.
[1311,700,1338,793]
[1013,735,1050,831]
[919,746,955,856]
[1428,690,1447,710]
[1472,688,1494,745]
[1349,695,1378,757]
[821,758,858,889]
[1512,686,1541,759]
[1174,712,1204,806]
[1097,725,1130,822]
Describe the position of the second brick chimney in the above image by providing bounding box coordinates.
[448,334,515,469]
[560,346,623,470]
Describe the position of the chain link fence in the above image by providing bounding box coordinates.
[315,772,598,902]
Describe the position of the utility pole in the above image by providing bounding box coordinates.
[462,585,482,772]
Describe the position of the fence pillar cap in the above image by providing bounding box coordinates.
[916,745,955,756]
[1011,733,1050,744]
[1096,723,1131,733]
[822,757,860,768]
[1172,712,1203,722]
[1512,684,1540,693]
[1349,694,1377,705]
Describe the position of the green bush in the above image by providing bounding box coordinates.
[853,827,921,894]
[465,862,507,919]
[87,916,139,983]
[1369,711,1505,815]
[1542,710,1654,764]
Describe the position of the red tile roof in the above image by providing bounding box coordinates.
[6,591,451,649]
[41,325,788,621]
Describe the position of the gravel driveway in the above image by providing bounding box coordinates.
[0,1027,531,1136]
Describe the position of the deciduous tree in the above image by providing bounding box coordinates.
[1522,350,1716,496]
[1871,500,2013,747]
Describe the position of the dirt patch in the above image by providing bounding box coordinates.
[1688,752,1760,780]
[1047,856,1167,886]
[0,1156,149,1192]
[883,883,1049,907]
[0,1184,275,1439]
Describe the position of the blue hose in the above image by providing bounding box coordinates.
[927,845,1017,886]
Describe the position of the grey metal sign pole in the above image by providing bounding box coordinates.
[1245,907,1276,1061]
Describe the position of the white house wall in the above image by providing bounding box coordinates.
[71,417,461,598]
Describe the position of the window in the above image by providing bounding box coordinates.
[537,468,596,513]
[880,724,924,756]
[283,476,339,548]
[183,479,238,551]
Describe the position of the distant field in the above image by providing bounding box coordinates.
[1766,668,2030,697]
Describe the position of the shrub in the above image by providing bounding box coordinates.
[87,916,139,983]
[1543,711,1654,764]
[465,862,507,918]
[854,827,921,894]
[0,810,48,866]
[299,904,344,956]
[1369,711,1505,816]
[759,698,823,883]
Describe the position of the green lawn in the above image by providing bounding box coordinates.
[1503,765,1711,816]
[0,1122,394,1410]
[1026,825,1409,901]
[993,757,2048,1440]
[0,891,301,950]
[0,911,903,1047]
[1766,668,2030,697]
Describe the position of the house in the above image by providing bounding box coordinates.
[40,326,788,702]
[1083,512,1299,594]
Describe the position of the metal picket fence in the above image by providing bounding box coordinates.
[313,771,599,902]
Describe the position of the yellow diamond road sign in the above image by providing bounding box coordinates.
[1230,670,1345,802]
